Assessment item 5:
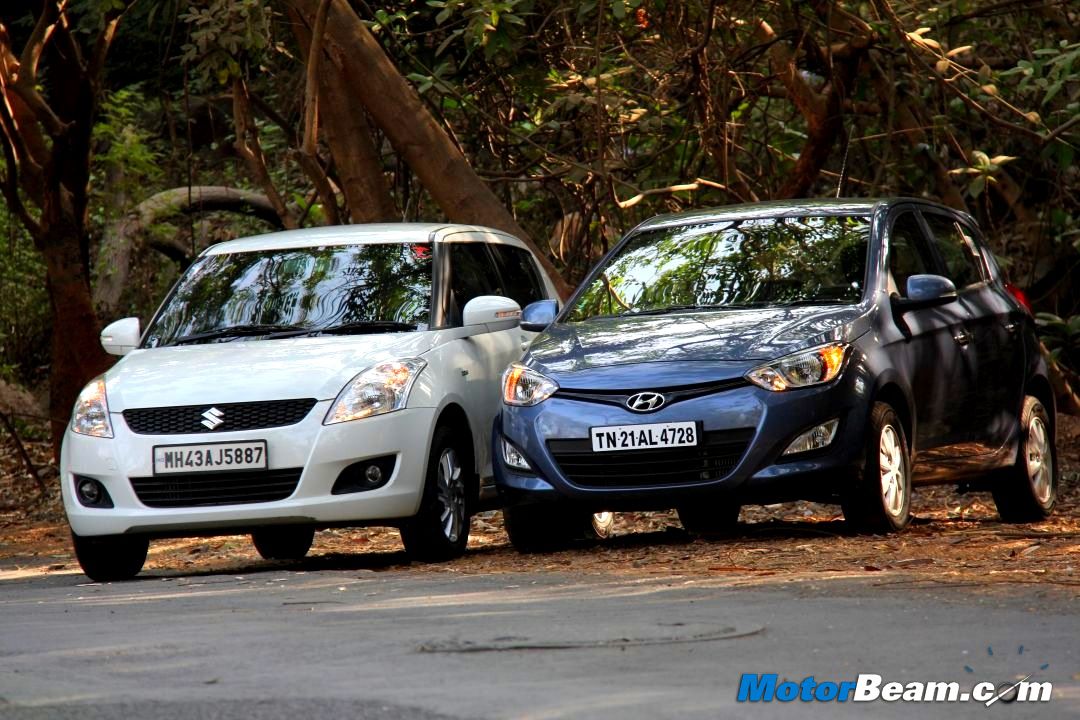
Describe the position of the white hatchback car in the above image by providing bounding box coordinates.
[61,224,557,581]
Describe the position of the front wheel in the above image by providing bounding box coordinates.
[251,526,315,561]
[503,505,611,552]
[71,532,149,582]
[400,426,473,562]
[992,396,1057,522]
[841,402,912,533]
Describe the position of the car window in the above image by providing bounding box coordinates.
[922,212,985,288]
[143,243,433,347]
[489,244,545,306]
[447,242,504,323]
[566,215,870,321]
[887,211,936,297]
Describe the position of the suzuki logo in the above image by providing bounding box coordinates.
[200,407,225,430]
[626,391,666,413]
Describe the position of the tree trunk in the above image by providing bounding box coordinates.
[284,0,571,297]
[288,9,397,222]
[39,226,112,449]
[93,186,284,318]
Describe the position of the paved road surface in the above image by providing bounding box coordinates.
[0,567,1076,718]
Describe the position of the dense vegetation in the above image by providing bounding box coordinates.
[0,0,1078,447]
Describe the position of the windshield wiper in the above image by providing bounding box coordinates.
[170,324,309,345]
[309,320,418,335]
[628,303,763,317]
[777,299,854,307]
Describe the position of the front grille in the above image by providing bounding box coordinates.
[123,399,317,435]
[554,378,748,410]
[130,468,303,508]
[547,429,754,488]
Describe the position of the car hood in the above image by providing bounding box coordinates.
[527,305,871,380]
[103,333,437,410]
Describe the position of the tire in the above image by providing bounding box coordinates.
[400,426,473,562]
[503,505,612,552]
[251,526,315,561]
[841,402,912,533]
[677,502,741,535]
[992,396,1057,522]
[71,532,148,582]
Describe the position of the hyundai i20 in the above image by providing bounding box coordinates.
[494,200,1057,550]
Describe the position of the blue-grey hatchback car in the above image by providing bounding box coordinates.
[493,199,1058,550]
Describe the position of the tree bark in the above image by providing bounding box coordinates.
[283,0,571,297]
[289,8,396,222]
[93,186,284,318]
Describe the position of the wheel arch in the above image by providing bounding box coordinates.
[1024,372,1056,427]
[433,402,479,499]
[872,380,915,455]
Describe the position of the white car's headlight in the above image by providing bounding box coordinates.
[502,362,558,407]
[746,343,850,392]
[324,358,427,425]
[71,376,113,438]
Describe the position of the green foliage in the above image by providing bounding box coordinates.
[1037,313,1080,371]
[180,0,275,85]
[0,216,49,386]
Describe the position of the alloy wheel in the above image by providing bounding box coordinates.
[879,425,906,518]
[1026,415,1052,505]
[436,448,466,543]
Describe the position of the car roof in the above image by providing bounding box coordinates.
[203,223,522,255]
[632,197,964,233]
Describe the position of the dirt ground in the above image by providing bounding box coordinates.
[2,415,1078,594]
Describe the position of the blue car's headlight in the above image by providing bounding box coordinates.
[746,343,849,392]
[502,362,558,406]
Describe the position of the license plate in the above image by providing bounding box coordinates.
[153,440,268,475]
[590,421,698,452]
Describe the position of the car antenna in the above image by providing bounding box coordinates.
[836,124,854,198]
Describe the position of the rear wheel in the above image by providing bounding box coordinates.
[841,402,912,533]
[503,505,612,552]
[992,396,1057,522]
[677,502,741,535]
[251,526,315,560]
[400,426,472,561]
[71,532,149,582]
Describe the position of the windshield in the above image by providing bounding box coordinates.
[566,215,871,321]
[144,243,433,347]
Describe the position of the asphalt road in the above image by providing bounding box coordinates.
[0,566,1076,719]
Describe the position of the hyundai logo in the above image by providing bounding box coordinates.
[626,391,666,413]
[200,407,225,430]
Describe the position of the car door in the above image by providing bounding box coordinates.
[921,211,1021,455]
[487,241,550,353]
[884,208,977,460]
[443,237,520,477]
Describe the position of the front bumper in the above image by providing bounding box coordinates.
[60,402,436,537]
[494,371,871,510]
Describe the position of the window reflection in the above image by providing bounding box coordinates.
[568,215,871,321]
[145,243,432,347]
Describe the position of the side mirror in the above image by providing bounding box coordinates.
[521,299,558,332]
[100,317,141,356]
[462,295,521,328]
[893,274,958,312]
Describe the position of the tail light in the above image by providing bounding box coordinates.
[1004,282,1033,315]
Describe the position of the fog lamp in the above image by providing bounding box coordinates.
[782,419,839,456]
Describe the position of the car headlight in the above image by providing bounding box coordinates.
[324,358,427,425]
[746,343,849,392]
[71,376,113,438]
[502,362,558,406]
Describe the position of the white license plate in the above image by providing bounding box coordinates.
[590,422,699,452]
[153,440,268,475]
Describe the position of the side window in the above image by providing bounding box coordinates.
[887,212,935,297]
[922,213,985,289]
[447,243,504,324]
[489,244,545,307]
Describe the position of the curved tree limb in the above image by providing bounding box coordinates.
[93,186,283,317]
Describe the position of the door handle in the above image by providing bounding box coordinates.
[953,329,972,346]
[1003,321,1019,334]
